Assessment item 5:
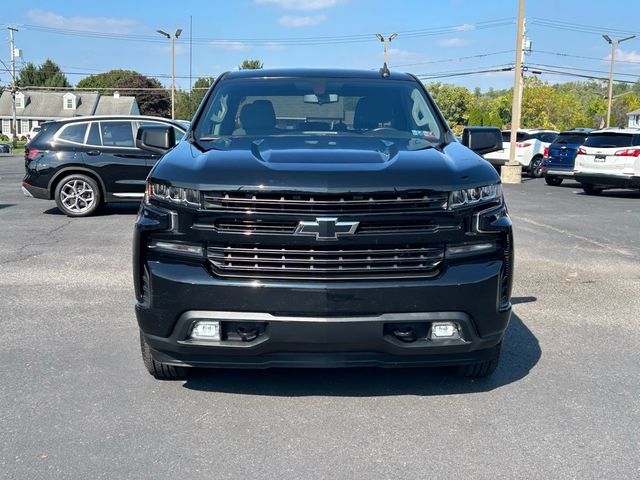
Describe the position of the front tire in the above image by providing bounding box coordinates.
[545,176,563,186]
[54,174,101,217]
[140,331,187,380]
[581,183,603,196]
[451,342,502,378]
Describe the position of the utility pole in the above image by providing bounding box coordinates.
[502,0,526,184]
[602,34,635,128]
[8,25,19,148]
[157,28,182,119]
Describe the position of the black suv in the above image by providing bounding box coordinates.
[22,116,186,216]
[134,69,513,380]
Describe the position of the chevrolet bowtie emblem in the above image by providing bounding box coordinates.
[294,217,360,240]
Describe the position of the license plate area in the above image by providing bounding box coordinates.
[594,154,606,162]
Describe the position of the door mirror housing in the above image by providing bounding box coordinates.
[136,125,175,154]
[461,127,502,156]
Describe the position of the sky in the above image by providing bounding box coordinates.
[1,0,640,92]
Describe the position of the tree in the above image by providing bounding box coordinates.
[174,77,214,120]
[17,59,70,88]
[77,70,169,117]
[427,82,474,128]
[239,59,263,70]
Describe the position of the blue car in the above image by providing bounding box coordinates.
[541,128,593,186]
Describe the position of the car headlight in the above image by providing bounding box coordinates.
[449,184,502,209]
[146,180,201,208]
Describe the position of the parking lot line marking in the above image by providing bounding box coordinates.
[517,216,636,259]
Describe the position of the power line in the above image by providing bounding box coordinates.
[15,18,514,46]
[527,62,640,78]
[532,49,640,66]
[391,49,515,68]
[529,18,640,38]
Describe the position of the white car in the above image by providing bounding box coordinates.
[484,129,558,177]
[574,128,640,195]
[25,125,42,141]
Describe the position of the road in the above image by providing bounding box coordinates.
[1,154,639,479]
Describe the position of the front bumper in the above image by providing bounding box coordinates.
[136,258,511,368]
[574,173,640,189]
[143,310,505,368]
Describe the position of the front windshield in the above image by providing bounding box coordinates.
[194,77,443,148]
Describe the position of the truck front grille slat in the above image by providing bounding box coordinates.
[207,245,444,280]
[203,190,449,214]
[196,219,456,236]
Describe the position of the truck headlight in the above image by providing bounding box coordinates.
[146,181,201,208]
[449,184,502,209]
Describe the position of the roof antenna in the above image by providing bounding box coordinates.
[380,62,391,78]
[375,33,397,78]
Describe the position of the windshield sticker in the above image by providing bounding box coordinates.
[412,130,437,138]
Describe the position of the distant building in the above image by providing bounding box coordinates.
[628,108,640,128]
[0,90,139,138]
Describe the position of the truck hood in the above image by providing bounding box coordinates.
[151,136,500,193]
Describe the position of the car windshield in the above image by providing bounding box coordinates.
[194,76,444,149]
[583,133,635,148]
[553,133,588,145]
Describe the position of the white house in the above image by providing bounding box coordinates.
[0,90,139,138]
[628,108,640,128]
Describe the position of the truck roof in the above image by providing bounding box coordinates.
[224,68,416,81]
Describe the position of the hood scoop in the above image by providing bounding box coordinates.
[250,137,399,165]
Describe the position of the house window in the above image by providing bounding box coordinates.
[20,120,30,134]
[63,93,77,110]
[1,119,10,134]
[15,93,24,109]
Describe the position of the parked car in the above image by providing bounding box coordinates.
[541,128,593,186]
[0,143,10,153]
[133,68,513,380]
[484,129,558,177]
[25,125,42,141]
[574,128,640,195]
[21,115,187,216]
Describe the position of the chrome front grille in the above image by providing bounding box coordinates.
[203,190,449,214]
[207,245,444,280]
[200,218,456,236]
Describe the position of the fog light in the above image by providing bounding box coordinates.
[190,320,221,341]
[430,322,462,340]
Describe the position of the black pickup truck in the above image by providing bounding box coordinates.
[133,68,512,380]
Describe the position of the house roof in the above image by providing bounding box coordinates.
[94,95,139,115]
[627,108,640,116]
[0,90,138,118]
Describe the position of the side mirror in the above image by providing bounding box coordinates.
[136,125,175,154]
[461,127,502,156]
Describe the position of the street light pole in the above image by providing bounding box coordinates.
[602,34,635,128]
[157,28,182,119]
[375,33,398,68]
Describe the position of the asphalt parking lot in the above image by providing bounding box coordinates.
[1,153,639,479]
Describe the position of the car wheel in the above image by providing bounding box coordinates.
[529,156,543,178]
[545,176,563,186]
[140,330,187,380]
[451,342,502,378]
[581,183,603,196]
[54,174,102,217]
